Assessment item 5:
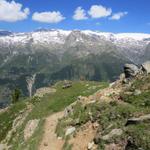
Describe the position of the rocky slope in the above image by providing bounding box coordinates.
[0,29,150,103]
[0,62,150,150]
[55,61,150,150]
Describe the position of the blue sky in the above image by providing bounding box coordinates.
[0,0,150,33]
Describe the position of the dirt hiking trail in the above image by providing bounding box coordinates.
[39,111,64,150]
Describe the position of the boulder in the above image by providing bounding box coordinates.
[141,61,150,74]
[125,114,150,126]
[62,81,72,89]
[119,73,126,81]
[133,89,141,96]
[101,129,123,141]
[65,127,76,136]
[124,64,139,78]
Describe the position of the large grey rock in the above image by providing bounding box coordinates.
[126,114,150,126]
[141,61,150,74]
[101,129,123,141]
[134,89,141,96]
[124,64,139,78]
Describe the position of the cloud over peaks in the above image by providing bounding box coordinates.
[88,5,112,18]
[32,11,65,23]
[110,12,128,20]
[73,7,88,20]
[0,0,30,22]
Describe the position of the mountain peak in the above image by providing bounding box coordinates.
[0,30,12,36]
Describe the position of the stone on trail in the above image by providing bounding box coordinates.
[65,127,76,136]
[87,141,95,150]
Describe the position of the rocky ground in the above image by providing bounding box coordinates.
[54,61,150,150]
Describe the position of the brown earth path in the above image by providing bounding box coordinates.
[69,122,97,150]
[39,111,64,150]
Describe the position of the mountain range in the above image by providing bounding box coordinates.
[0,29,150,103]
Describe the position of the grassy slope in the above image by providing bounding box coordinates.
[0,101,26,142]
[1,75,150,150]
[3,80,108,150]
[28,81,108,119]
[56,75,150,150]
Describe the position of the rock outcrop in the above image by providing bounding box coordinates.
[24,119,40,141]
[94,129,123,144]
[125,114,150,126]
[101,129,123,141]
[141,61,150,74]
[34,87,56,97]
[124,64,139,78]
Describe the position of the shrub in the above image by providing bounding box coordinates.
[11,88,21,104]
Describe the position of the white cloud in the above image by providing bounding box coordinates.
[73,7,88,20]
[110,12,128,20]
[32,11,65,23]
[88,5,112,18]
[0,0,30,22]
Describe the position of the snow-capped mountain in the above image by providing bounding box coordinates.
[1,29,150,46]
[0,29,150,101]
[0,29,149,63]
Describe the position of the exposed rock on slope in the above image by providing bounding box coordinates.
[141,61,150,74]
[55,62,150,150]
[24,119,40,141]
[34,87,56,97]
[126,114,150,126]
[124,64,139,78]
